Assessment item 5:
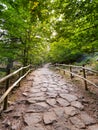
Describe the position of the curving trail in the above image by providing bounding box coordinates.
[0,64,98,130]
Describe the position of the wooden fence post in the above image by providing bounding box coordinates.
[82,65,88,90]
[18,70,22,87]
[70,66,73,79]
[63,70,65,75]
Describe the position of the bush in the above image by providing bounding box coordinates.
[93,62,98,71]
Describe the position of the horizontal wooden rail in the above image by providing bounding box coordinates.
[0,65,31,110]
[0,69,31,104]
[52,63,98,91]
[56,63,98,74]
[56,67,98,88]
[0,65,30,83]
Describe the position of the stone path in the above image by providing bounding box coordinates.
[0,65,98,130]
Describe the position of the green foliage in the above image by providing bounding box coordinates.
[0,0,98,67]
[48,0,98,64]
[94,62,98,71]
[48,38,82,63]
[0,0,51,66]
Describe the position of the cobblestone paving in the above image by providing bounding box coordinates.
[1,65,98,130]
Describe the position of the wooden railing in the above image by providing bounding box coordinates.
[0,65,31,110]
[53,64,98,91]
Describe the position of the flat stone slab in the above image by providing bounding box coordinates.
[29,92,44,97]
[35,102,49,109]
[43,111,57,124]
[30,88,41,93]
[54,87,62,91]
[88,125,98,130]
[70,116,85,129]
[59,89,69,94]
[46,92,57,98]
[27,97,46,103]
[24,113,42,125]
[53,122,71,130]
[46,99,56,106]
[48,87,55,91]
[22,124,45,130]
[71,101,84,110]
[80,112,96,125]
[26,98,36,104]
[41,83,48,88]
[41,88,47,92]
[61,85,68,89]
[56,98,70,107]
[59,94,78,102]
[54,107,65,118]
[64,106,78,116]
[48,84,57,88]
[26,104,48,113]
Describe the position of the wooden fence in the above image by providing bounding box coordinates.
[54,64,98,91]
[0,65,31,110]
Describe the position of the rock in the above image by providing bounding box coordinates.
[26,98,36,104]
[11,120,21,130]
[26,103,49,113]
[71,101,84,110]
[46,92,58,98]
[54,107,65,118]
[8,101,15,105]
[29,92,44,97]
[70,116,85,129]
[3,120,11,127]
[64,106,78,116]
[16,99,26,104]
[54,87,61,91]
[41,88,47,92]
[45,125,52,130]
[13,112,22,118]
[88,124,98,130]
[43,111,57,124]
[56,98,70,107]
[53,122,71,130]
[59,89,69,94]
[11,125,17,130]
[24,113,42,125]
[59,94,78,102]
[49,84,57,88]
[46,99,56,106]
[48,87,54,91]
[4,106,14,113]
[22,93,28,97]
[30,88,41,93]
[35,102,49,109]
[80,112,96,125]
[23,124,45,130]
[27,96,46,103]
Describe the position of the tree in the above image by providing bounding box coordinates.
[48,0,98,63]
[0,0,52,66]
